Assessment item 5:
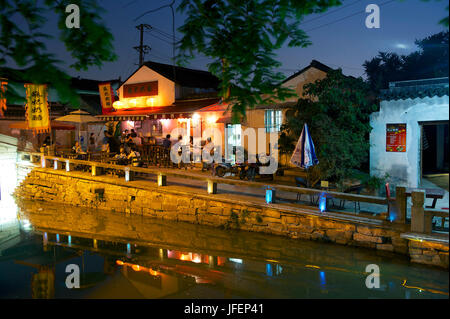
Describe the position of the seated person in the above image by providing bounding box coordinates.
[72,141,82,153]
[42,135,52,147]
[128,147,142,167]
[72,141,84,160]
[101,142,110,153]
[115,147,128,165]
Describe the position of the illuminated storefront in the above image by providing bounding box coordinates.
[97,61,226,147]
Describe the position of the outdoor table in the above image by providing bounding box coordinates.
[405,187,445,209]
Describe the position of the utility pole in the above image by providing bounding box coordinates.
[134,24,151,66]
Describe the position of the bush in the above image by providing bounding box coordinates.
[281,69,377,185]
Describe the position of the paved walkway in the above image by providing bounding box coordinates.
[19,159,449,217]
[127,165,390,216]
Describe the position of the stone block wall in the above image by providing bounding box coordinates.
[14,168,449,269]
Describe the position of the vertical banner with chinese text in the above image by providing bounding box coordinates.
[0,79,7,117]
[24,84,50,133]
[99,82,115,114]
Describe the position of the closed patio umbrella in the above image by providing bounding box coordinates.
[290,123,319,187]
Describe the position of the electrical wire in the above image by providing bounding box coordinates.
[300,0,363,25]
[304,0,396,33]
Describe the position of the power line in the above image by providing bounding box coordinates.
[145,31,175,46]
[151,25,180,41]
[300,0,363,25]
[134,0,175,22]
[304,0,396,33]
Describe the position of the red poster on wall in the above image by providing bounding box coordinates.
[386,123,406,152]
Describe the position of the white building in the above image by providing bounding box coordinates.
[370,77,449,188]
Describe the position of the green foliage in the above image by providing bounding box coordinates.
[281,69,377,185]
[364,173,390,193]
[176,0,341,119]
[0,0,116,106]
[363,31,449,91]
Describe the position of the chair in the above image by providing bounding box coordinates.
[295,177,309,202]
[339,184,364,213]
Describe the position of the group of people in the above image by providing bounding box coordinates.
[160,134,217,171]
[68,128,218,170]
[114,145,142,166]
[112,129,143,166]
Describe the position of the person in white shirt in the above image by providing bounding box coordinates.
[128,147,142,167]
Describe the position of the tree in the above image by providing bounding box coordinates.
[0,0,116,105]
[281,69,377,188]
[363,31,449,91]
[176,0,341,121]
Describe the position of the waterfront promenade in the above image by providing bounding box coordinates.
[14,153,449,269]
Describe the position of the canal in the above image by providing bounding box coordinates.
[0,195,448,299]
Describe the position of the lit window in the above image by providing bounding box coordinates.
[265,109,282,133]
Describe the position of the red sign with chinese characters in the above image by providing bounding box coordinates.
[99,82,115,114]
[123,81,158,98]
[386,123,406,152]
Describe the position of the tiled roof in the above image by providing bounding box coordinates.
[142,61,220,89]
[282,60,332,84]
[380,77,449,101]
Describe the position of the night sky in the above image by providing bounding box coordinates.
[36,0,449,81]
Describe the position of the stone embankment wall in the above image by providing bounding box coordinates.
[14,168,449,269]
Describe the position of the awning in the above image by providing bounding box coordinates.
[196,101,228,113]
[97,98,221,121]
[9,121,76,130]
[96,114,148,121]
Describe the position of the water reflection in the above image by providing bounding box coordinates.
[0,199,448,299]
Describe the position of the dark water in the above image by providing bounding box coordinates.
[0,198,448,299]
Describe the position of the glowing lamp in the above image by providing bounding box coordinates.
[113,100,127,109]
[192,113,200,121]
[318,193,327,212]
[128,99,137,107]
[116,260,124,266]
[146,97,155,106]
[265,186,276,204]
[207,115,217,124]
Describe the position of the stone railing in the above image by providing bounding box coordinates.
[20,151,406,223]
[410,189,449,234]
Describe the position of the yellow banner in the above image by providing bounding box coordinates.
[25,84,50,133]
[0,80,7,117]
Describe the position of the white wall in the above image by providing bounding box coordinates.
[118,66,175,107]
[370,95,449,187]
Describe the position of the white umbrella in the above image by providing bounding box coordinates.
[54,109,101,143]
